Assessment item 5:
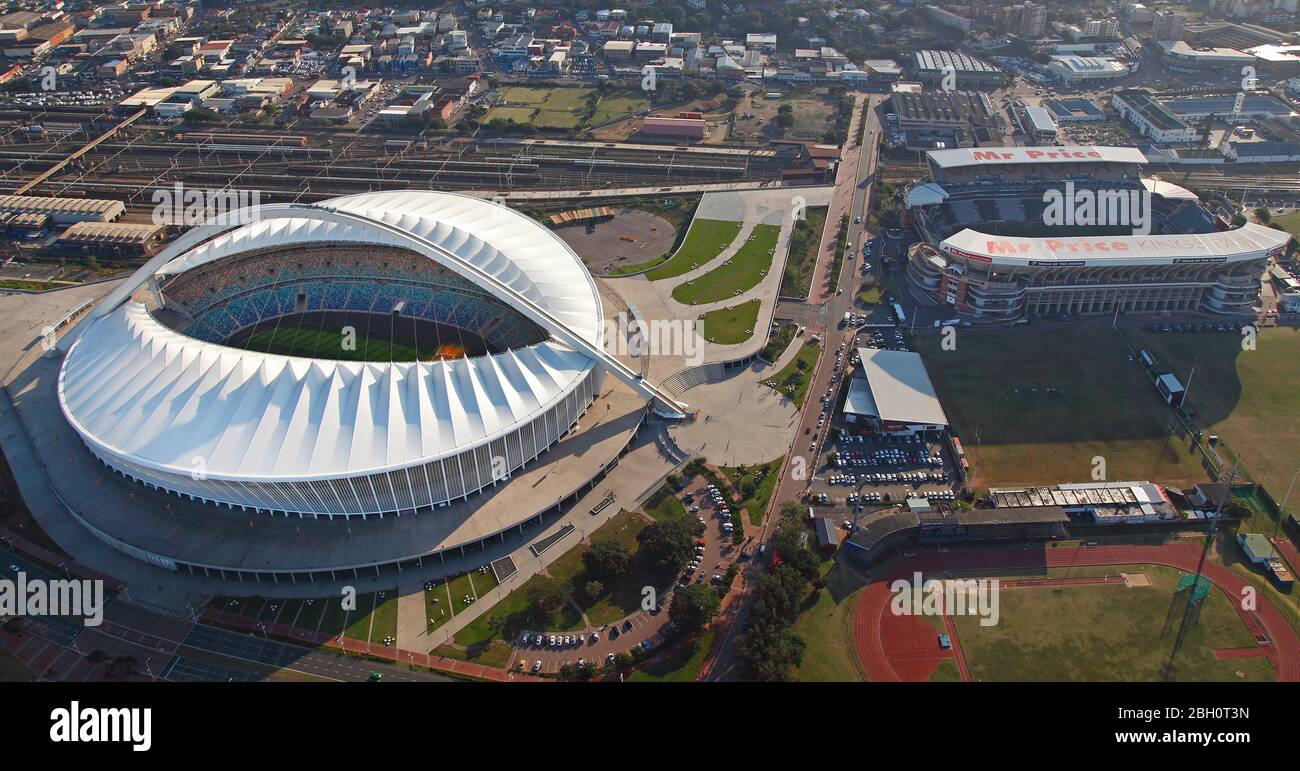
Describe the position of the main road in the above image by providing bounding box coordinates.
[702,93,887,680]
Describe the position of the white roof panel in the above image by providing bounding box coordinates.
[928,145,1147,169]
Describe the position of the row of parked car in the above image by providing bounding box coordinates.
[1151,322,1238,334]
[521,630,601,649]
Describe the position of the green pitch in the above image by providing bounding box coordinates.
[242,323,425,362]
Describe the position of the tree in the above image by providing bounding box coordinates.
[637,518,697,575]
[583,539,631,580]
[669,582,721,636]
[1255,207,1271,223]
[583,580,604,600]
[525,576,571,625]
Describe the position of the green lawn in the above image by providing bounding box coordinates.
[699,299,760,345]
[1129,326,1300,510]
[452,570,583,651]
[591,93,649,124]
[765,341,820,407]
[342,591,377,642]
[645,219,744,280]
[791,556,869,682]
[370,589,399,645]
[1271,211,1300,235]
[0,279,59,291]
[644,484,687,521]
[916,326,1209,491]
[671,224,781,305]
[433,640,514,670]
[952,565,1274,681]
[780,206,828,298]
[424,581,453,633]
[445,572,479,616]
[534,110,584,129]
[483,106,536,124]
[722,458,782,525]
[627,631,714,682]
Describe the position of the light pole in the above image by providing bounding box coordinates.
[1273,464,1300,541]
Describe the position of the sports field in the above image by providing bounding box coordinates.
[952,565,1274,681]
[916,326,1209,490]
[1128,326,1300,509]
[485,86,606,131]
[646,218,744,280]
[671,224,781,305]
[229,312,487,362]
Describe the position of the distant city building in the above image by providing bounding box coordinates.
[1151,10,1185,42]
[1018,2,1047,38]
[1047,55,1131,82]
[1112,89,1198,142]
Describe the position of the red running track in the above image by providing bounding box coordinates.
[852,542,1300,682]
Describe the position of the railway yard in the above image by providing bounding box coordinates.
[0,105,795,218]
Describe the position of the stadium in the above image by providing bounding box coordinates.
[904,146,1292,321]
[56,191,683,541]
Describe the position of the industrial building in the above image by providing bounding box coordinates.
[841,348,948,436]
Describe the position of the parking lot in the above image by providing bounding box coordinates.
[506,475,739,677]
[808,432,958,516]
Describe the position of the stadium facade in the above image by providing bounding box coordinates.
[904,146,1292,320]
[57,191,681,520]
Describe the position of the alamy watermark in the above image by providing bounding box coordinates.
[1043,181,1152,236]
[1,571,105,627]
[890,572,1000,626]
[603,312,705,366]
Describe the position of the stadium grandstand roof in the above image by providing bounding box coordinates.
[58,191,619,484]
[926,145,1147,169]
[941,222,1291,266]
[1140,178,1198,200]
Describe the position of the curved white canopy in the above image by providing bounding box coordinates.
[60,302,594,481]
[57,191,635,481]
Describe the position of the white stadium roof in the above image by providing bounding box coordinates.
[847,348,948,428]
[940,222,1291,267]
[60,304,594,480]
[927,145,1147,169]
[58,191,626,483]
[155,191,603,345]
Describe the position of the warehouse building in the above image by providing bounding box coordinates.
[0,195,125,224]
[842,348,948,436]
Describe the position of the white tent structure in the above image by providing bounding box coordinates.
[58,191,685,518]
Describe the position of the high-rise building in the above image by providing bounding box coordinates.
[1152,10,1185,42]
[1085,18,1121,40]
[1019,2,1047,38]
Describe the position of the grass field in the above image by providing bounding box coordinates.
[699,299,760,345]
[489,86,597,132]
[1271,211,1300,235]
[952,565,1274,681]
[482,105,536,124]
[242,323,425,362]
[646,218,744,280]
[791,555,869,682]
[1129,326,1300,509]
[916,326,1209,490]
[765,341,820,407]
[590,93,650,125]
[643,484,687,521]
[671,224,781,305]
[627,631,714,682]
